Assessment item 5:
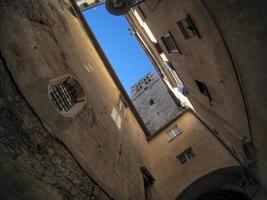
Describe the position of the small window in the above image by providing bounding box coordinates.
[111,108,122,130]
[167,125,182,141]
[195,80,212,101]
[117,95,128,118]
[177,14,201,39]
[149,99,154,106]
[141,167,155,184]
[154,43,163,54]
[177,148,194,165]
[161,32,182,54]
[141,167,155,200]
[82,2,89,7]
[48,75,86,117]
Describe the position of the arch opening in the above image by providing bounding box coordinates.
[196,190,251,200]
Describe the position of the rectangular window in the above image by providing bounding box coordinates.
[154,43,163,54]
[177,14,201,39]
[149,99,155,106]
[195,80,212,101]
[177,148,194,165]
[167,125,182,141]
[140,166,155,200]
[161,32,182,54]
[111,108,121,130]
[117,95,128,118]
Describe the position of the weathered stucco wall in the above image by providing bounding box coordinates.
[136,0,249,154]
[0,50,112,199]
[0,0,148,199]
[133,0,267,196]
[201,0,267,192]
[134,0,257,183]
[145,111,239,200]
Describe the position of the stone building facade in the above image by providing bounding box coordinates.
[131,72,183,135]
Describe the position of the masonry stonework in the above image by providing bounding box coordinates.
[131,73,183,135]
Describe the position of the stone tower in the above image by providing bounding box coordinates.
[131,72,184,135]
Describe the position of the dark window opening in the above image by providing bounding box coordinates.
[137,6,146,20]
[177,14,201,40]
[161,32,182,54]
[177,147,194,165]
[141,167,155,200]
[82,2,89,7]
[195,80,212,101]
[165,61,176,71]
[149,99,155,105]
[154,42,163,54]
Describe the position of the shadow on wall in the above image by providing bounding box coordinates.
[176,166,257,200]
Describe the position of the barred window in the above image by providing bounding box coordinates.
[50,80,77,112]
[48,75,86,117]
[177,148,194,165]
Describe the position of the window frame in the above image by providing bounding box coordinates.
[167,125,182,142]
[195,80,212,101]
[161,32,182,54]
[177,14,201,40]
[111,107,122,130]
[48,74,86,117]
[177,148,195,165]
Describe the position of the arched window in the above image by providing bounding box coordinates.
[48,75,86,117]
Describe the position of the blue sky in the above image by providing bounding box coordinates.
[83,5,156,95]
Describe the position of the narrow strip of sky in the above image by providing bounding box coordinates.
[83,5,157,95]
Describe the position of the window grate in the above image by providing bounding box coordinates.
[177,148,194,165]
[50,81,77,112]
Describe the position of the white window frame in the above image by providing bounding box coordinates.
[167,125,182,142]
[111,107,122,130]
